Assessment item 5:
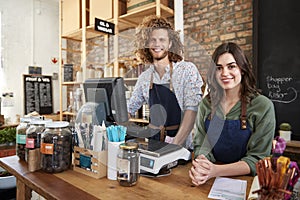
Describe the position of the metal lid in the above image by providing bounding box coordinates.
[45,121,69,128]
[119,142,139,150]
[30,119,52,125]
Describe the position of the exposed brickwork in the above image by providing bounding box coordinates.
[183,0,253,81]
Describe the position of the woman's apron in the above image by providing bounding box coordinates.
[204,99,251,163]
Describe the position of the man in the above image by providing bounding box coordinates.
[127,15,203,148]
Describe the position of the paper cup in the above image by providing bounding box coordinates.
[107,141,123,180]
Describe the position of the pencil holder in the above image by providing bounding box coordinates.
[254,156,299,200]
[73,146,107,179]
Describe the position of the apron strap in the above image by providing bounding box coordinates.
[148,124,180,142]
[169,62,173,92]
[240,98,247,130]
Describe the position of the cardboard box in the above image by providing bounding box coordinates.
[127,0,169,13]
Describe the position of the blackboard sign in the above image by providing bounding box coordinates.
[94,18,115,35]
[255,0,300,139]
[23,74,53,115]
[63,64,73,82]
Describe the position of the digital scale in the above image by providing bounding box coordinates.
[132,139,192,175]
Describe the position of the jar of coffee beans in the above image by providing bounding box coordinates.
[40,121,72,173]
[117,142,140,186]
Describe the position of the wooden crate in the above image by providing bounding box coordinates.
[73,146,107,179]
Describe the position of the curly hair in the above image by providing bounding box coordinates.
[207,42,260,114]
[134,15,183,63]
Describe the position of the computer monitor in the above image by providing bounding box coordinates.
[83,77,129,126]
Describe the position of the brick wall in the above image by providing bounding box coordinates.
[67,0,254,82]
[183,0,253,81]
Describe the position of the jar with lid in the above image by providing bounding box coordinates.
[119,60,127,77]
[16,117,32,160]
[26,119,52,151]
[40,121,72,173]
[25,119,52,171]
[117,142,140,186]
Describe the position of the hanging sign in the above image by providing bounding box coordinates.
[94,18,115,35]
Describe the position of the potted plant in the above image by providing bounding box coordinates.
[0,127,16,146]
[279,122,292,141]
[0,167,16,190]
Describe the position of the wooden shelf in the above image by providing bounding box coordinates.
[124,77,138,85]
[61,3,174,39]
[118,3,174,31]
[62,24,110,40]
[59,0,174,121]
[62,111,77,116]
[62,81,82,85]
[129,118,149,124]
[285,140,300,154]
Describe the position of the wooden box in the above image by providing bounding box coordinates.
[73,146,107,179]
[0,146,16,158]
[127,0,169,13]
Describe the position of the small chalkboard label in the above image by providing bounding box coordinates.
[63,64,73,82]
[94,18,115,35]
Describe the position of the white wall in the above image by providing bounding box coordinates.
[0,0,59,123]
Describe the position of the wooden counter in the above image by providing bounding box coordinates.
[0,155,254,200]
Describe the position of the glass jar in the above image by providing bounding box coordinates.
[16,117,32,160]
[119,60,127,77]
[25,119,52,161]
[40,121,72,173]
[117,142,140,186]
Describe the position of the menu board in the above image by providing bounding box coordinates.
[23,74,53,115]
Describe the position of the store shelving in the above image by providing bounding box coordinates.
[59,0,174,121]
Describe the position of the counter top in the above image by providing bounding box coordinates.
[0,155,254,200]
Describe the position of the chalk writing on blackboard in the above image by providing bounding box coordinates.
[24,75,53,115]
[266,76,297,104]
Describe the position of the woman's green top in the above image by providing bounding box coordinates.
[193,95,276,176]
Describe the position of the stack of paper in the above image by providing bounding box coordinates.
[208,177,247,200]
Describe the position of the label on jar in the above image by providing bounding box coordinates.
[117,158,130,181]
[26,138,35,148]
[40,143,54,155]
[16,134,26,144]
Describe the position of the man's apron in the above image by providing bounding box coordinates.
[148,65,181,142]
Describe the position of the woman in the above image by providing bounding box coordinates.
[189,42,276,185]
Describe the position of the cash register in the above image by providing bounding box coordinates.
[126,126,191,176]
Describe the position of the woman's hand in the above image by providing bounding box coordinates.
[189,154,216,186]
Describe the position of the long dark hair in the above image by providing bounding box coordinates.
[207,42,260,113]
[134,15,183,63]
